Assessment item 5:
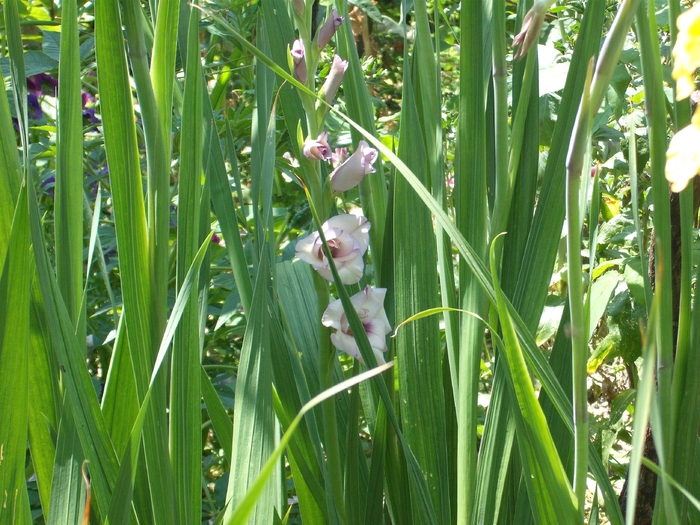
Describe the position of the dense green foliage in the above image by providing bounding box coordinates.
[0,0,699,524]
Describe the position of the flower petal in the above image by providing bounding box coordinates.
[666,122,700,192]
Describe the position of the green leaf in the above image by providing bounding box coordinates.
[0,187,32,525]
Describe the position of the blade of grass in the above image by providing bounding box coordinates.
[394,3,451,520]
[27,295,61,516]
[55,0,84,337]
[47,409,86,525]
[490,234,579,523]
[3,0,28,157]
[0,41,22,270]
[201,366,233,462]
[0,186,32,525]
[28,180,119,520]
[455,1,489,522]
[95,1,177,521]
[511,0,605,328]
[641,458,700,513]
[223,253,279,525]
[634,2,675,518]
[225,362,393,525]
[120,0,171,349]
[106,232,213,524]
[171,6,204,523]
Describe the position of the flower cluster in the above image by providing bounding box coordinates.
[290,5,390,364]
[296,213,391,363]
[666,4,700,192]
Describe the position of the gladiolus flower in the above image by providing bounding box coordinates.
[321,55,349,104]
[316,8,344,49]
[291,39,308,84]
[322,286,392,363]
[329,140,378,192]
[295,214,370,284]
[666,110,700,192]
[331,147,349,168]
[672,4,700,100]
[303,131,332,161]
[283,151,300,168]
[513,1,548,59]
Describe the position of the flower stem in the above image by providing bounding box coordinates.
[566,57,594,517]
[313,271,347,523]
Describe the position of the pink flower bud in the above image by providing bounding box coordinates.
[331,147,349,168]
[316,8,344,49]
[303,131,332,161]
[291,39,308,83]
[322,55,349,104]
[329,140,378,192]
[292,0,305,17]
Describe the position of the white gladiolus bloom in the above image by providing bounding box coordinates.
[295,214,371,284]
[322,286,392,363]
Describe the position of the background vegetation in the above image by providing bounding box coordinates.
[0,0,699,524]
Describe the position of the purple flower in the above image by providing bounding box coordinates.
[321,55,348,104]
[40,175,56,197]
[27,73,57,97]
[291,39,308,84]
[27,93,43,120]
[329,140,377,192]
[316,8,344,49]
[82,107,100,124]
[82,91,100,123]
[303,131,332,161]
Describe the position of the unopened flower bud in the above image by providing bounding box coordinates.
[303,131,332,161]
[513,1,549,59]
[329,140,378,192]
[322,55,349,104]
[291,39,308,83]
[332,147,349,168]
[292,0,305,17]
[316,8,344,49]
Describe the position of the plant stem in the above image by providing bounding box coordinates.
[566,57,594,517]
[314,271,347,523]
